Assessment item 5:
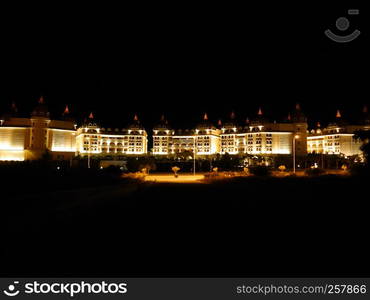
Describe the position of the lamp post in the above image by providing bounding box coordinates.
[293,134,299,173]
[193,136,196,176]
[87,137,91,169]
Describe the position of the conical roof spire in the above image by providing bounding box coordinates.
[1,101,19,118]
[361,105,370,125]
[128,113,144,129]
[317,122,321,128]
[230,111,235,119]
[246,117,250,124]
[63,105,70,115]
[89,112,94,119]
[196,112,214,129]
[291,103,307,123]
[218,119,222,126]
[11,101,18,113]
[154,113,170,129]
[336,109,341,118]
[287,113,291,121]
[32,95,49,118]
[258,107,263,115]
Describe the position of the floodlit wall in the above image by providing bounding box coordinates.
[0,127,28,161]
[49,129,76,152]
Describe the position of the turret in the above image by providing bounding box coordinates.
[31,96,50,118]
[61,105,74,122]
[291,103,307,123]
[250,107,268,130]
[153,114,170,130]
[361,105,370,125]
[222,111,238,133]
[29,96,51,158]
[153,114,172,136]
[1,102,19,120]
[196,112,215,130]
[128,113,145,130]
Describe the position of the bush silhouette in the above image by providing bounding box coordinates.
[248,166,271,177]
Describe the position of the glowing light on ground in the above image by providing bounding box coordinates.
[144,173,205,183]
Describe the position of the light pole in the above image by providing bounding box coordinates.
[87,137,91,169]
[293,135,299,173]
[193,136,196,176]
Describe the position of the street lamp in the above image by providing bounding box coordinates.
[193,136,196,176]
[87,137,91,169]
[293,134,299,173]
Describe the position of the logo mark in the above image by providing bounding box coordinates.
[325,9,360,43]
[3,282,20,297]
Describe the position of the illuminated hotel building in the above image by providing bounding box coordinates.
[0,98,76,161]
[1,99,369,161]
[307,108,370,156]
[219,105,308,156]
[0,99,147,161]
[153,105,308,156]
[76,114,148,156]
[153,113,221,155]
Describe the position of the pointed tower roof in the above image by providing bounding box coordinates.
[242,117,251,131]
[63,105,70,115]
[154,114,170,130]
[61,105,74,122]
[361,105,370,125]
[1,101,19,119]
[83,111,98,127]
[336,109,342,118]
[197,112,214,129]
[223,111,238,129]
[11,102,18,113]
[251,107,268,125]
[218,119,222,127]
[328,109,346,128]
[31,96,50,118]
[128,113,144,129]
[291,103,307,123]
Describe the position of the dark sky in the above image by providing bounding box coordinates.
[0,2,367,129]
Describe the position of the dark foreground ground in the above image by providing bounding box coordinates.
[1,175,369,277]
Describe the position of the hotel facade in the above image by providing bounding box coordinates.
[1,99,369,161]
[0,98,147,161]
[152,107,308,157]
[307,109,370,156]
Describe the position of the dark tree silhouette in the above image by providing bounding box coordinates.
[354,130,370,166]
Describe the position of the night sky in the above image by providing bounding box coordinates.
[1,3,367,129]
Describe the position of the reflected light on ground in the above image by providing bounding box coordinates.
[145,173,205,183]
